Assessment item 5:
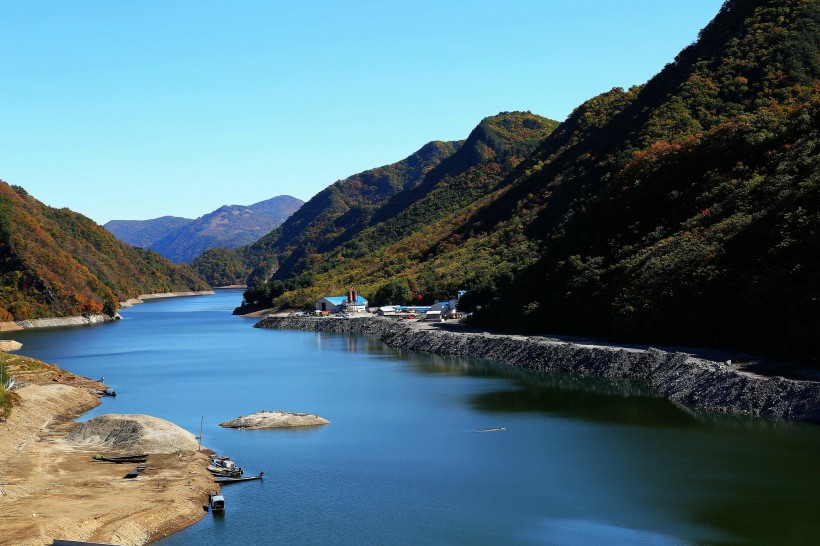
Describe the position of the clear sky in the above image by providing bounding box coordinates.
[1,1,724,224]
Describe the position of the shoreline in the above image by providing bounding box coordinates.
[255,315,820,424]
[0,354,215,545]
[0,291,215,332]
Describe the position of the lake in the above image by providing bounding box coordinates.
[7,290,820,545]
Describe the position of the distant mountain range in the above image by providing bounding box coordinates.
[192,0,820,362]
[0,181,209,321]
[105,195,303,263]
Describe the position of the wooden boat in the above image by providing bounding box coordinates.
[94,454,149,463]
[209,493,225,512]
[207,465,243,477]
[124,463,147,479]
[214,472,264,484]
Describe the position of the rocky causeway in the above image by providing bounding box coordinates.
[255,315,820,424]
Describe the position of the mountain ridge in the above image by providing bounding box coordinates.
[106,195,303,263]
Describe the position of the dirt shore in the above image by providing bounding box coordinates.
[0,354,215,545]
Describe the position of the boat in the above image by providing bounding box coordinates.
[214,472,264,484]
[209,493,225,512]
[102,387,117,397]
[210,458,242,473]
[124,463,147,479]
[94,454,149,463]
[207,465,243,477]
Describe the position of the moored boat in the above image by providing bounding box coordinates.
[208,465,243,477]
[124,463,147,479]
[214,472,264,484]
[94,453,149,463]
[209,493,225,512]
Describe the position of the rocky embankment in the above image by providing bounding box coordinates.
[255,316,820,423]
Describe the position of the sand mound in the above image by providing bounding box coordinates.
[219,410,329,429]
[0,340,22,352]
[64,414,199,453]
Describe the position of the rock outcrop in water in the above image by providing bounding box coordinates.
[254,316,820,424]
[220,410,329,429]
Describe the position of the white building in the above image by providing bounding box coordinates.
[425,299,459,321]
[315,289,369,314]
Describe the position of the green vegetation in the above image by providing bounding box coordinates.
[197,0,820,363]
[0,356,17,417]
[462,0,820,362]
[0,181,209,321]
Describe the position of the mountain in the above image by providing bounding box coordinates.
[0,181,209,321]
[226,0,820,360]
[457,0,820,361]
[199,111,559,304]
[106,195,304,263]
[105,216,193,249]
[198,0,820,361]
[191,139,465,287]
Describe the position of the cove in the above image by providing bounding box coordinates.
[9,289,820,545]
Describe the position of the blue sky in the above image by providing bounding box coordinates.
[1,1,724,224]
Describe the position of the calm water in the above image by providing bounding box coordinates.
[7,290,820,545]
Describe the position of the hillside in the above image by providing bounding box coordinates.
[191,0,820,362]
[107,195,303,263]
[191,139,464,287]
[457,0,820,361]
[104,216,193,249]
[234,111,559,307]
[0,181,209,321]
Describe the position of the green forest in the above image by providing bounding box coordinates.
[196,0,818,362]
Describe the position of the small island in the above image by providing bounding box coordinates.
[220,410,329,429]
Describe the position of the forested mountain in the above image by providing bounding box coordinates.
[107,195,303,263]
[0,181,209,321]
[191,139,465,286]
[458,0,820,361]
[200,111,559,304]
[200,0,818,361]
[104,216,193,249]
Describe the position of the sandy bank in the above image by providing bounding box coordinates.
[120,290,215,309]
[0,291,215,332]
[0,355,214,545]
[255,315,820,424]
[0,340,22,352]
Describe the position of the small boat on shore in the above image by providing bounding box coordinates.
[124,463,147,479]
[94,453,149,463]
[214,472,264,484]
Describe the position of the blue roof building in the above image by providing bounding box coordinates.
[316,291,369,314]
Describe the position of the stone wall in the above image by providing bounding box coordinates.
[255,316,820,423]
